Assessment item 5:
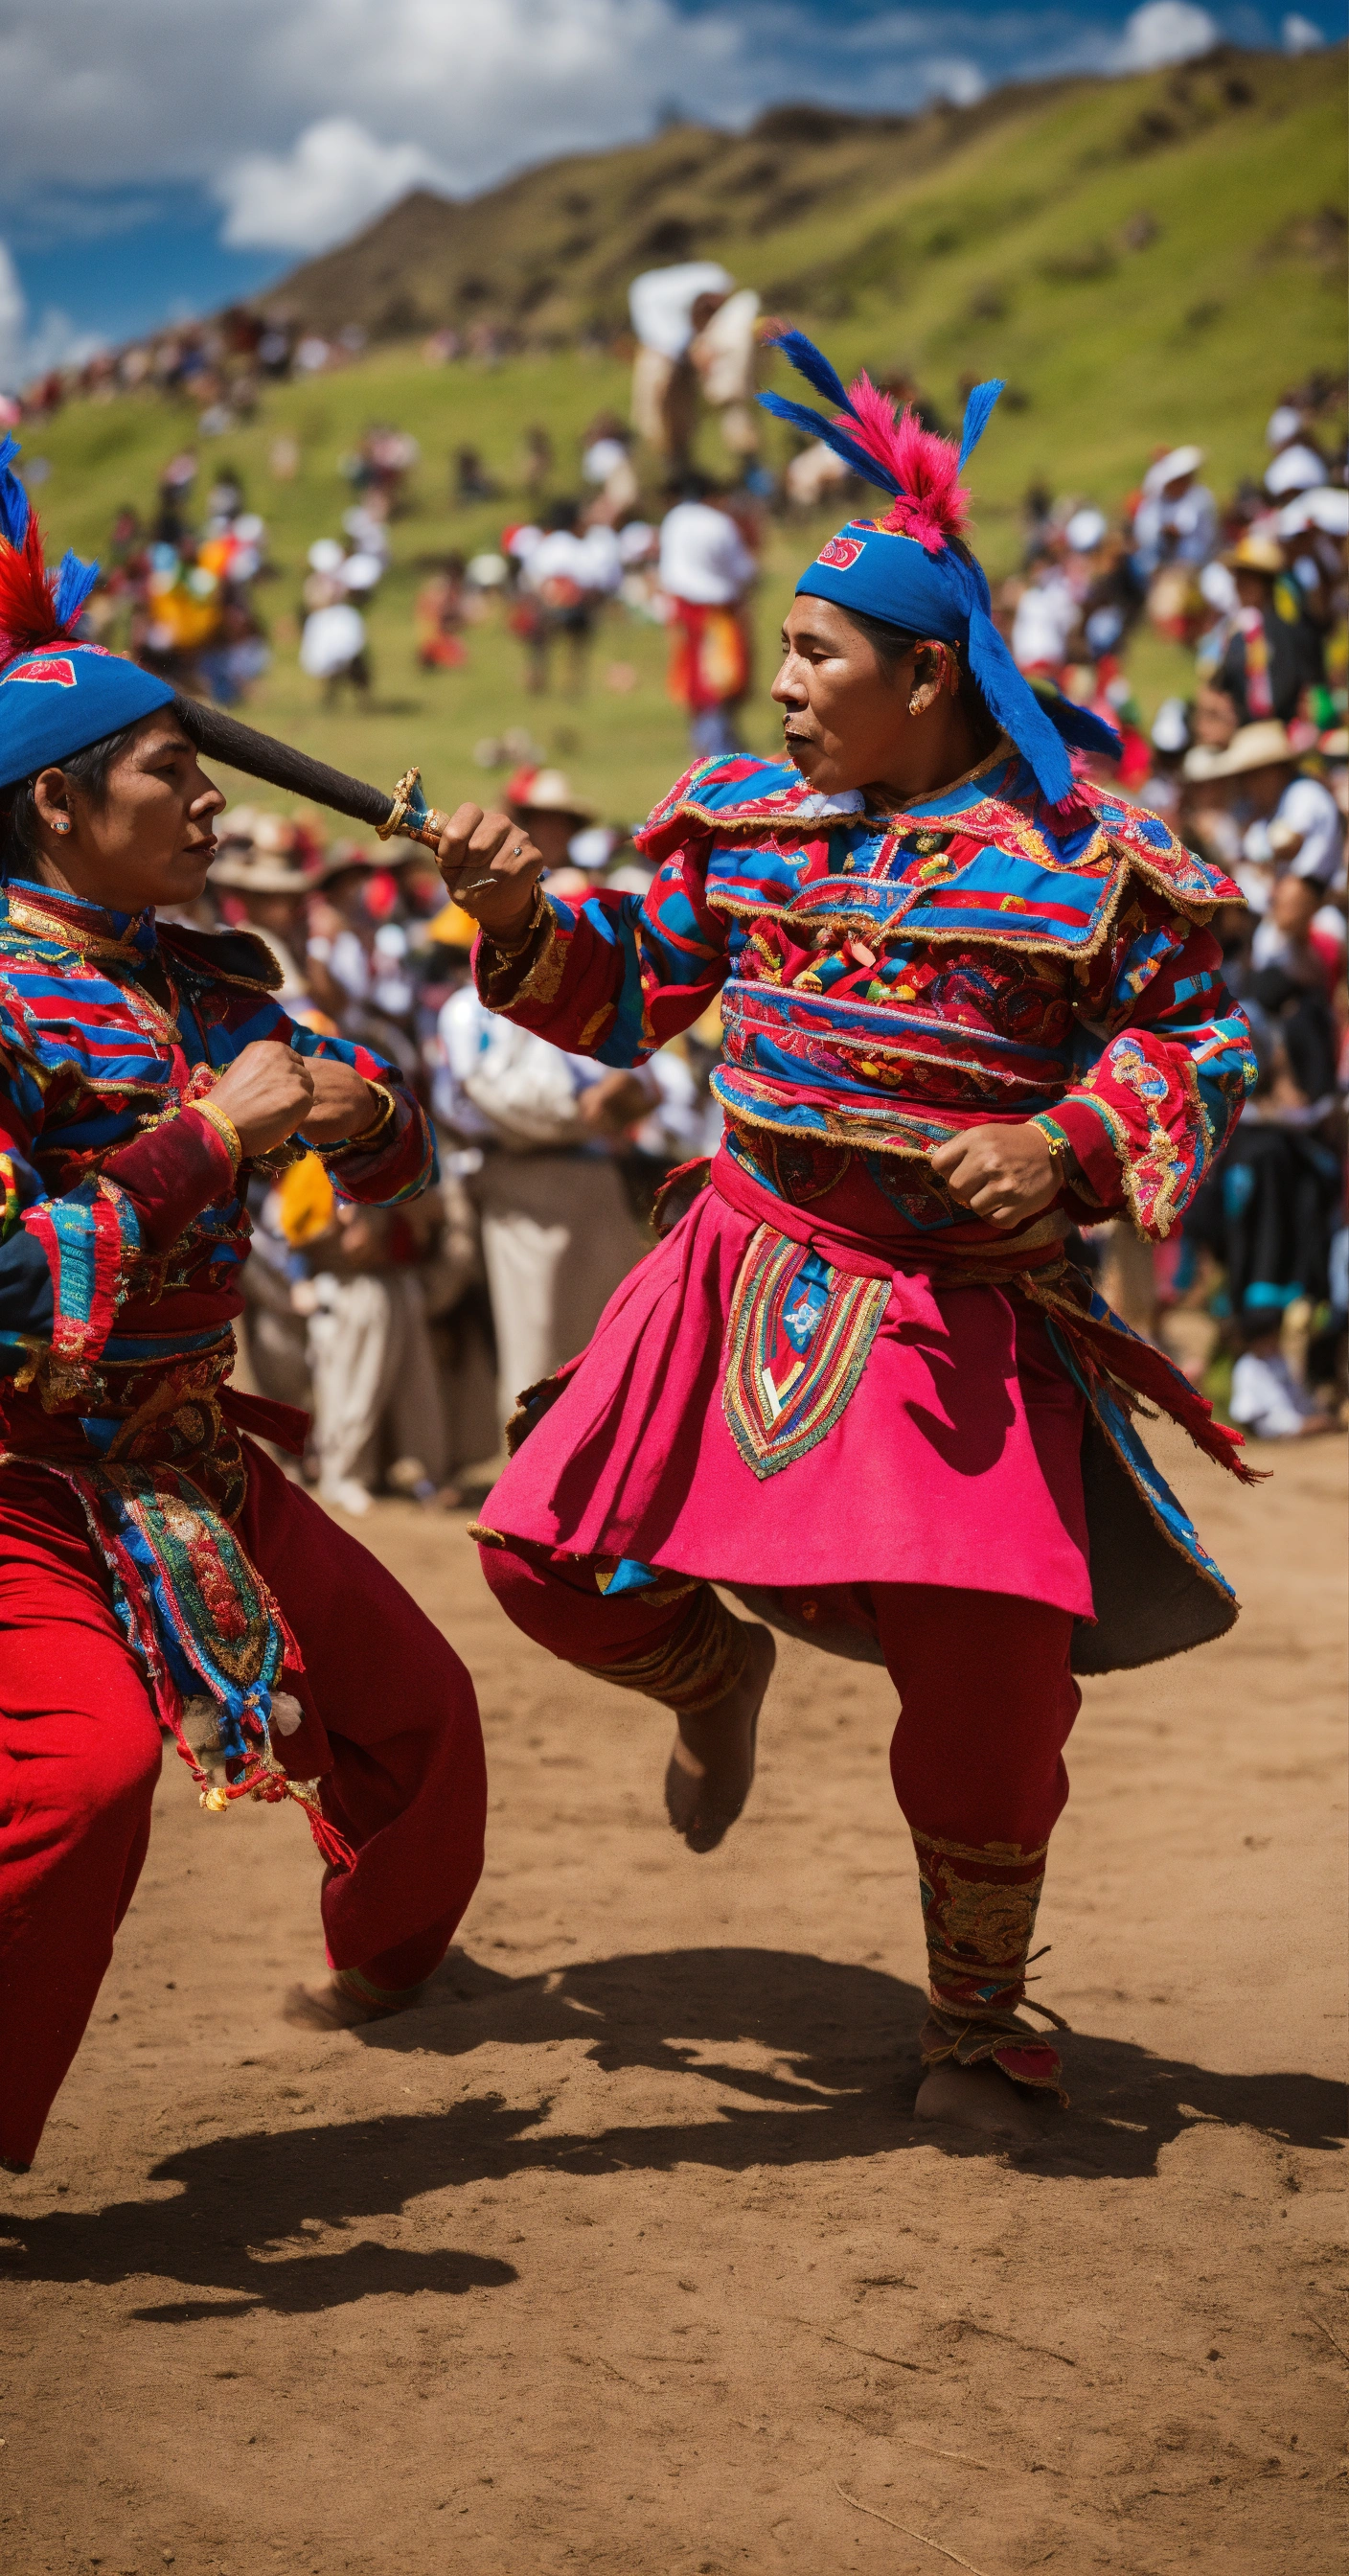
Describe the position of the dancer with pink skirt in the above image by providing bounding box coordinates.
[432,337,1257,2137]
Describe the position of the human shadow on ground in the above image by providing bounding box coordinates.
[380,1944,1345,2177]
[1,1947,1340,2319]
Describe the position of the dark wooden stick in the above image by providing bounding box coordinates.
[173,698,397,831]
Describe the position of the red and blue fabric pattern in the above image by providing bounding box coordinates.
[0,875,436,1836]
[475,748,1253,1242]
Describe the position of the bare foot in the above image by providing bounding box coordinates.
[664,1621,775,1852]
[915,2058,1053,2144]
[281,1977,413,2032]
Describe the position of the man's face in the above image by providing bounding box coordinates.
[1238,761,1292,820]
[771,595,922,794]
[1234,569,1272,611]
[1269,871,1318,935]
[243,888,306,936]
[518,810,579,871]
[1194,684,1238,749]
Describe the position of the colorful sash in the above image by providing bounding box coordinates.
[0,1346,352,1864]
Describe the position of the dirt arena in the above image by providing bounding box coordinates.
[3,1423,1344,2576]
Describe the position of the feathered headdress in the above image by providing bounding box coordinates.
[759,330,1121,808]
[0,436,100,665]
[760,332,1003,554]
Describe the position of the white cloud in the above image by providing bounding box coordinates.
[919,57,988,105]
[0,0,743,210]
[1109,3,1220,70]
[1282,12,1327,48]
[0,238,103,392]
[0,1,1296,287]
[217,116,453,252]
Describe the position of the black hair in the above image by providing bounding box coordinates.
[0,719,148,873]
[834,595,997,748]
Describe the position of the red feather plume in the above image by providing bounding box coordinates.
[0,516,77,664]
[842,373,972,551]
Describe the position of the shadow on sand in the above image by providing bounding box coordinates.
[2,1945,1341,2319]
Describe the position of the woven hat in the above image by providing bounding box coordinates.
[509,765,596,822]
[311,837,377,885]
[1265,444,1324,498]
[1141,446,1204,496]
[1202,721,1297,779]
[1223,531,1285,577]
[211,843,311,895]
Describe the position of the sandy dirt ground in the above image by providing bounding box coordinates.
[2,1423,1344,2576]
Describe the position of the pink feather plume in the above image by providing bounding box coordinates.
[843,372,972,552]
[0,518,69,664]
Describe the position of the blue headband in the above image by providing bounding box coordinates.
[0,644,175,794]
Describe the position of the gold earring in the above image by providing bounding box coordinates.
[54,817,71,835]
[908,692,923,715]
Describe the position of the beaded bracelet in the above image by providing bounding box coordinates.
[194,1096,242,1171]
[485,879,548,959]
[320,1080,396,1157]
[1029,1117,1070,1177]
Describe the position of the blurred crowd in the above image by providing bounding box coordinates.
[179,772,720,1515]
[993,384,1348,1437]
[27,255,1348,1449]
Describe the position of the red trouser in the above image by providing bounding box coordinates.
[0,1445,487,2168]
[480,1543,1080,2093]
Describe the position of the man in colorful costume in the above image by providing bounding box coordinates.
[436,339,1258,2135]
[0,443,486,2172]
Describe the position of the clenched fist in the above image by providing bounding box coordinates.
[434,803,544,944]
[210,1040,314,1157]
[301,1057,382,1145]
[929,1120,1060,1230]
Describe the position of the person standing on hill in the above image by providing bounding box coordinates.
[433,340,1257,2142]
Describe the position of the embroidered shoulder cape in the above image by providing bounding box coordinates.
[477,745,1253,1241]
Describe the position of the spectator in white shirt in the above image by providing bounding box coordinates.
[1130,446,1218,579]
[658,481,758,755]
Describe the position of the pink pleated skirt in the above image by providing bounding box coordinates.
[482,1184,1092,1618]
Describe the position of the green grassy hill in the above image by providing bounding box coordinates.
[19,44,1347,830]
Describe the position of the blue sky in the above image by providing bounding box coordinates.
[0,0,1341,384]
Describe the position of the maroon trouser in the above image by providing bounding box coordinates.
[481,1540,1080,2093]
[0,1445,487,2168]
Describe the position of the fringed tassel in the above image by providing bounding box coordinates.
[175,1692,356,1869]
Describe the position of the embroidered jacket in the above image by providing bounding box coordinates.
[0,876,436,1829]
[476,746,1255,1238]
[0,876,432,1386]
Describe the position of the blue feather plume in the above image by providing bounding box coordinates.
[966,607,1074,806]
[764,329,852,414]
[52,550,100,628]
[957,380,1005,472]
[758,389,903,496]
[0,434,31,549]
